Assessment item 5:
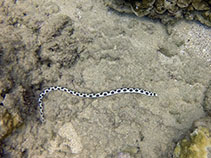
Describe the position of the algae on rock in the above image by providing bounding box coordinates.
[0,106,22,141]
[104,0,211,27]
[173,126,211,158]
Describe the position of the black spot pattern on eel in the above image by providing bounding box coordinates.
[38,86,157,123]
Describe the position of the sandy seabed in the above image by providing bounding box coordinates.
[0,0,211,158]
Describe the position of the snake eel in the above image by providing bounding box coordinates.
[38,86,157,123]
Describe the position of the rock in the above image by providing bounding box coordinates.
[192,0,210,10]
[203,81,211,116]
[0,85,25,142]
[173,117,211,158]
[164,0,178,14]
[177,0,192,8]
[117,152,131,158]
[130,0,155,17]
[58,122,83,154]
[104,0,211,27]
[39,14,80,68]
[39,14,73,43]
[195,12,211,27]
[104,0,132,14]
[157,43,178,57]
[154,0,166,14]
[0,78,13,96]
[0,106,22,141]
